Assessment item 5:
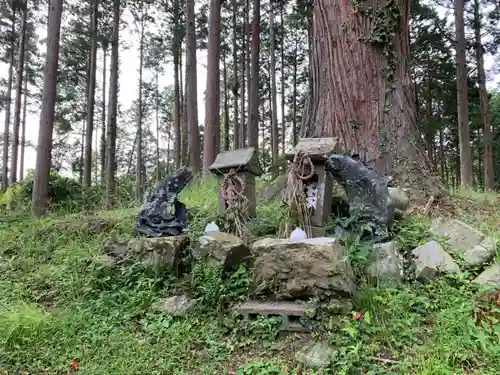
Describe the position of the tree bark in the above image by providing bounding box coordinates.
[135,7,145,200]
[20,70,28,181]
[203,0,221,170]
[454,0,473,188]
[83,0,98,187]
[270,3,278,172]
[32,0,63,217]
[232,0,240,149]
[105,0,120,209]
[2,7,15,192]
[473,0,494,190]
[247,0,260,149]
[185,0,201,172]
[301,0,443,200]
[10,2,28,185]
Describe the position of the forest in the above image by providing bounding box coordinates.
[0,0,499,214]
[0,0,499,374]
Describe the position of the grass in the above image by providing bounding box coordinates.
[0,178,498,374]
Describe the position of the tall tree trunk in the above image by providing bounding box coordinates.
[232,0,240,149]
[105,0,120,208]
[269,3,278,173]
[203,0,221,170]
[292,35,298,146]
[454,0,473,188]
[10,2,27,185]
[301,0,443,201]
[2,7,15,192]
[83,0,98,187]
[247,0,260,148]
[185,0,201,172]
[239,0,248,148]
[473,0,494,190]
[173,40,182,169]
[32,0,63,217]
[20,70,28,181]
[79,121,85,184]
[280,5,285,155]
[100,42,107,183]
[155,71,160,183]
[136,9,145,200]
[180,46,189,166]
[223,53,230,151]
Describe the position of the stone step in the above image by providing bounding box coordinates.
[236,300,313,332]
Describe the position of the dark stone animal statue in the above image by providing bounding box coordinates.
[325,154,394,242]
[134,167,193,237]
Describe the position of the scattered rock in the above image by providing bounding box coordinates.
[411,240,460,280]
[195,232,252,270]
[365,241,403,284]
[473,263,500,289]
[431,218,496,266]
[251,237,355,299]
[103,236,189,274]
[155,295,197,316]
[297,341,332,369]
[389,187,410,211]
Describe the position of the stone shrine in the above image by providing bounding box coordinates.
[208,147,263,217]
[285,138,341,237]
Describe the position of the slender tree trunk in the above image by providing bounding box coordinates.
[173,41,182,169]
[223,53,230,151]
[105,0,120,208]
[100,43,107,183]
[280,5,285,155]
[232,0,240,149]
[454,0,473,188]
[269,3,278,173]
[20,69,28,181]
[239,0,248,148]
[185,0,201,172]
[135,10,145,200]
[32,0,63,217]
[247,0,260,149]
[155,71,160,183]
[2,8,15,192]
[203,0,221,170]
[10,2,28,185]
[292,35,298,146]
[301,0,443,201]
[472,0,494,190]
[180,46,189,166]
[83,0,98,187]
[79,121,85,184]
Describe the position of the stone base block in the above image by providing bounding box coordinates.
[236,300,313,332]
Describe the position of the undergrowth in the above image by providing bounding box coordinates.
[0,180,498,374]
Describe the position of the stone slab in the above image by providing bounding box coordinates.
[208,147,263,176]
[286,138,341,162]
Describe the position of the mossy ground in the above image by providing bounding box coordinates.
[0,179,498,375]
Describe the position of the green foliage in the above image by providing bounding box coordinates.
[0,178,499,373]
